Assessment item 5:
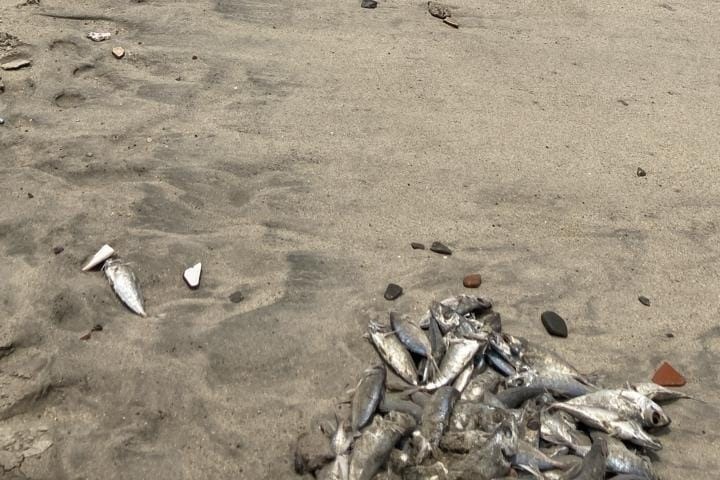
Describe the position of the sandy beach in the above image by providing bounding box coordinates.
[1,0,719,478]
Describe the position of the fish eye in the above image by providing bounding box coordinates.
[652,412,661,425]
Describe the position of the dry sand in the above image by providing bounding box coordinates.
[1,0,719,478]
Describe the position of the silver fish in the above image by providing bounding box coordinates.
[418,295,492,328]
[439,429,491,453]
[507,368,595,398]
[589,431,658,479]
[413,386,460,462]
[390,312,433,359]
[563,389,670,428]
[103,259,146,316]
[316,455,349,480]
[461,367,503,402]
[571,435,608,480]
[348,411,416,480]
[429,301,463,334]
[379,392,423,422]
[452,363,474,393]
[540,411,592,454]
[630,382,692,403]
[424,335,482,390]
[366,322,418,386]
[351,365,386,432]
[486,349,516,376]
[551,404,662,450]
[512,439,571,471]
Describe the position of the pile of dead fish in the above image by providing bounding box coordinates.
[295,294,688,480]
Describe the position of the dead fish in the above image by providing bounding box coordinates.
[461,367,503,402]
[630,382,692,403]
[331,417,353,456]
[389,312,432,358]
[348,411,416,480]
[413,386,460,462]
[569,435,608,480]
[452,363,474,393]
[401,461,450,480]
[519,340,589,381]
[316,455,349,480]
[507,368,595,398]
[351,365,386,432]
[430,301,463,334]
[540,412,592,455]
[449,400,512,432]
[103,259,146,316]
[563,389,670,428]
[439,430,490,453]
[551,404,662,450]
[366,322,418,386]
[477,310,503,333]
[496,386,548,409]
[512,439,571,471]
[486,349,517,376]
[424,335,482,390]
[379,392,423,422]
[445,442,512,479]
[589,431,658,480]
[542,445,571,457]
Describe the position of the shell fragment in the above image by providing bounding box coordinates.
[82,244,115,271]
[183,262,202,289]
[87,32,111,42]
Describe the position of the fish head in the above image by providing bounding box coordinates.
[505,369,535,388]
[492,418,519,456]
[642,402,671,428]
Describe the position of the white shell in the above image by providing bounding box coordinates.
[82,244,115,271]
[183,262,202,288]
[87,32,111,42]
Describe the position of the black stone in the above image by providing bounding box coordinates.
[541,311,568,338]
[411,242,425,250]
[665,332,674,338]
[429,241,452,255]
[91,324,103,332]
[27,193,33,199]
[384,283,403,301]
[52,246,64,255]
[636,167,646,177]
[229,291,245,303]
[638,295,651,306]
[361,0,377,8]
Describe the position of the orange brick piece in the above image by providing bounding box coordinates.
[652,361,686,387]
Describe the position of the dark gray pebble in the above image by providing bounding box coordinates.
[665,332,674,338]
[52,246,64,255]
[229,291,245,303]
[361,0,377,8]
[429,241,452,255]
[384,283,403,300]
[637,167,647,177]
[541,311,568,338]
[411,242,425,250]
[638,295,651,306]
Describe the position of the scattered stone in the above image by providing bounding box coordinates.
[79,332,91,341]
[293,430,334,475]
[0,32,19,49]
[384,283,403,301]
[183,262,202,289]
[229,291,244,303]
[112,46,125,59]
[443,18,460,28]
[52,246,64,255]
[636,167,647,177]
[463,274,481,288]
[665,332,674,338]
[1,58,31,70]
[541,311,568,338]
[192,55,198,60]
[87,32,111,42]
[411,242,425,250]
[428,1,451,19]
[652,361,686,387]
[92,324,103,332]
[27,192,34,198]
[0,77,5,93]
[360,0,377,8]
[429,241,452,255]
[638,295,651,306]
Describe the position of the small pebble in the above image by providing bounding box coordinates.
[665,332,674,338]
[52,246,64,255]
[91,324,103,332]
[112,46,125,59]
[429,242,452,255]
[27,193,34,199]
[637,167,647,177]
[360,0,377,8]
[652,361,686,387]
[229,291,244,303]
[463,274,481,288]
[384,283,403,301]
[192,55,198,60]
[0,118,4,125]
[410,242,425,250]
[541,311,568,338]
[443,18,459,28]
[638,295,651,306]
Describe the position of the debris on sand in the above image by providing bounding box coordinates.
[384,283,403,301]
[636,167,647,177]
[360,0,377,8]
[183,262,202,289]
[82,244,115,271]
[652,361,686,387]
[410,242,425,250]
[0,32,19,49]
[294,293,685,478]
[87,32,111,42]
[462,274,481,288]
[638,295,651,306]
[229,290,245,303]
[103,259,147,317]
[52,245,64,255]
[429,242,452,256]
[428,1,451,19]
[112,46,125,59]
[541,310,568,338]
[443,18,459,29]
[1,58,31,70]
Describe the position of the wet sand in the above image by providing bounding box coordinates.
[1,0,719,478]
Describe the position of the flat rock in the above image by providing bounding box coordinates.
[429,241,452,255]
[637,167,647,177]
[52,246,64,255]
[229,291,244,303]
[411,242,425,250]
[293,430,333,474]
[1,59,31,70]
[361,0,377,8]
[384,283,403,300]
[463,274,481,288]
[541,311,568,338]
[112,46,125,59]
[652,361,686,387]
[638,295,651,306]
